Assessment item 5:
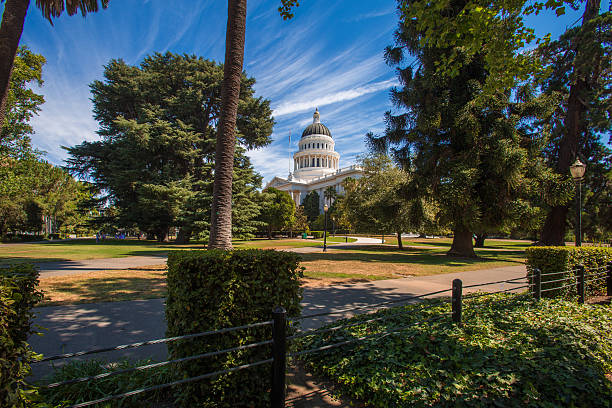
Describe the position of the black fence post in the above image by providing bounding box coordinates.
[607,262,612,297]
[577,264,585,304]
[534,268,541,301]
[452,279,462,326]
[271,306,287,408]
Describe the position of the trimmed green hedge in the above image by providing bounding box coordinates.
[165,249,303,408]
[1,264,43,407]
[311,231,324,239]
[525,246,611,298]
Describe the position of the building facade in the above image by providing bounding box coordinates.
[266,109,363,210]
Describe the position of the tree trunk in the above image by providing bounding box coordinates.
[175,228,192,244]
[474,232,487,248]
[208,0,247,250]
[540,0,601,245]
[156,230,168,242]
[0,0,30,127]
[267,225,272,239]
[541,206,569,245]
[448,226,476,257]
[396,231,403,250]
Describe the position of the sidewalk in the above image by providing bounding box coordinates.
[29,265,526,379]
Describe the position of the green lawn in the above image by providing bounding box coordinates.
[381,236,533,250]
[0,237,348,265]
[300,295,612,407]
[300,245,525,283]
[0,239,178,265]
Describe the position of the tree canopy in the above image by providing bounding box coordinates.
[369,0,561,256]
[65,52,274,241]
[258,187,295,238]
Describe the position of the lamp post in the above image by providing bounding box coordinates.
[569,158,586,247]
[323,204,328,252]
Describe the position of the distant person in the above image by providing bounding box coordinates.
[95,233,99,243]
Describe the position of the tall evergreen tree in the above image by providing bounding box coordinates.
[301,191,320,223]
[537,15,612,243]
[65,52,273,241]
[369,0,554,257]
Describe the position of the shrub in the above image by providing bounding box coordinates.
[40,359,176,407]
[301,295,612,407]
[165,249,303,408]
[525,246,611,297]
[1,264,44,407]
[311,231,324,239]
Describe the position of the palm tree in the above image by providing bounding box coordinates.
[0,0,108,127]
[324,185,337,207]
[208,0,247,250]
[209,0,300,249]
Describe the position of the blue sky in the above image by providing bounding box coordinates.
[5,0,604,184]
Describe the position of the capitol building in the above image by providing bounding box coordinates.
[266,109,363,211]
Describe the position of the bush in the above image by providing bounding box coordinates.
[311,231,324,239]
[40,359,176,407]
[1,264,44,407]
[301,295,612,407]
[525,246,611,297]
[165,249,303,408]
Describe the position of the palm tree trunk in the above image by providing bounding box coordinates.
[0,0,30,127]
[540,0,601,245]
[209,0,247,250]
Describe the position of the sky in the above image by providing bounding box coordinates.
[4,0,604,184]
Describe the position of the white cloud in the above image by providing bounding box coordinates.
[273,79,396,117]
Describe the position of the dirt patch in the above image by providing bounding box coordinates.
[586,295,611,305]
[286,362,363,408]
[301,277,372,287]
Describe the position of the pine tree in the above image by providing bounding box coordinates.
[369,0,555,256]
[66,52,273,241]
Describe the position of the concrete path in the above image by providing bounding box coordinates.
[29,264,526,380]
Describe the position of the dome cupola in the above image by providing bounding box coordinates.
[301,108,332,138]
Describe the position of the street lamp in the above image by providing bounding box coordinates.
[569,158,586,247]
[323,204,329,252]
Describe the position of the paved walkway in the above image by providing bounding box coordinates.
[29,264,526,380]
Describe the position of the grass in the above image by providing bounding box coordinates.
[382,236,533,250]
[0,237,350,265]
[37,244,525,306]
[0,239,189,265]
[300,245,525,285]
[38,266,167,306]
[299,295,612,407]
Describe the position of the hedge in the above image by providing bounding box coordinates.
[1,264,44,407]
[311,231,324,239]
[165,249,303,408]
[525,246,611,298]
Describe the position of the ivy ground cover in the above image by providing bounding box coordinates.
[299,295,612,407]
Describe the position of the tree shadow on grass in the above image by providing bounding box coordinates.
[300,247,525,266]
[41,275,167,306]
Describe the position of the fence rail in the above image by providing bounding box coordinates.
[35,261,612,408]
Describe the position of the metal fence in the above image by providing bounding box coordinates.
[34,262,612,408]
